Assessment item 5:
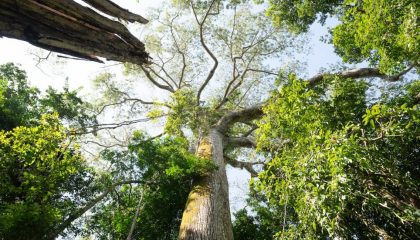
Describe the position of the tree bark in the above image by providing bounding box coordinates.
[179,129,233,240]
[0,0,148,64]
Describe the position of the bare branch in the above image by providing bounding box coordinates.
[47,179,148,239]
[246,68,278,76]
[74,115,167,135]
[191,0,220,105]
[126,189,144,240]
[235,79,260,108]
[167,14,188,88]
[218,54,258,109]
[224,155,261,177]
[145,65,177,89]
[97,98,170,115]
[140,65,175,92]
[242,125,258,137]
[152,55,178,85]
[84,140,127,149]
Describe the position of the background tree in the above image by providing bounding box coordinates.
[0,63,96,131]
[84,133,215,239]
[0,114,96,240]
[0,63,98,239]
[254,74,419,239]
[260,0,419,73]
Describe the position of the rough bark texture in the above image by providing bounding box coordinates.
[0,0,148,64]
[179,129,233,240]
[308,66,415,85]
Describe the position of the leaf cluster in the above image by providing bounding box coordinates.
[0,63,96,131]
[0,114,95,240]
[261,0,419,73]
[255,75,419,239]
[85,133,216,239]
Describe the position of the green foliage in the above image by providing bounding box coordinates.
[40,86,97,130]
[0,63,98,239]
[165,89,225,137]
[0,63,40,130]
[165,89,199,136]
[86,133,216,239]
[261,0,419,73]
[130,132,216,178]
[0,63,95,131]
[333,0,419,73]
[261,0,340,33]
[256,75,420,239]
[0,114,95,240]
[232,186,288,240]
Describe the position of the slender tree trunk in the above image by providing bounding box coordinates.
[179,129,233,240]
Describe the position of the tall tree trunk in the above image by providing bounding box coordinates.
[179,129,233,240]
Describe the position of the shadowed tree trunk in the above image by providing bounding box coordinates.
[0,0,149,64]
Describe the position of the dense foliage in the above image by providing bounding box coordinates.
[0,63,96,239]
[0,63,96,131]
[85,133,215,239]
[261,0,419,73]
[0,114,95,240]
[254,75,419,239]
[0,63,40,130]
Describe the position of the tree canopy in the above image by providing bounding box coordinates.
[254,75,419,239]
[0,63,97,239]
[0,0,418,239]
[262,0,419,73]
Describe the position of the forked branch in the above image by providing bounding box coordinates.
[140,65,175,92]
[215,104,264,133]
[191,0,220,105]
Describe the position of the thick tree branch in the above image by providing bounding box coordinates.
[215,104,264,133]
[225,136,256,149]
[82,0,148,23]
[0,0,148,64]
[224,156,260,177]
[308,66,416,85]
